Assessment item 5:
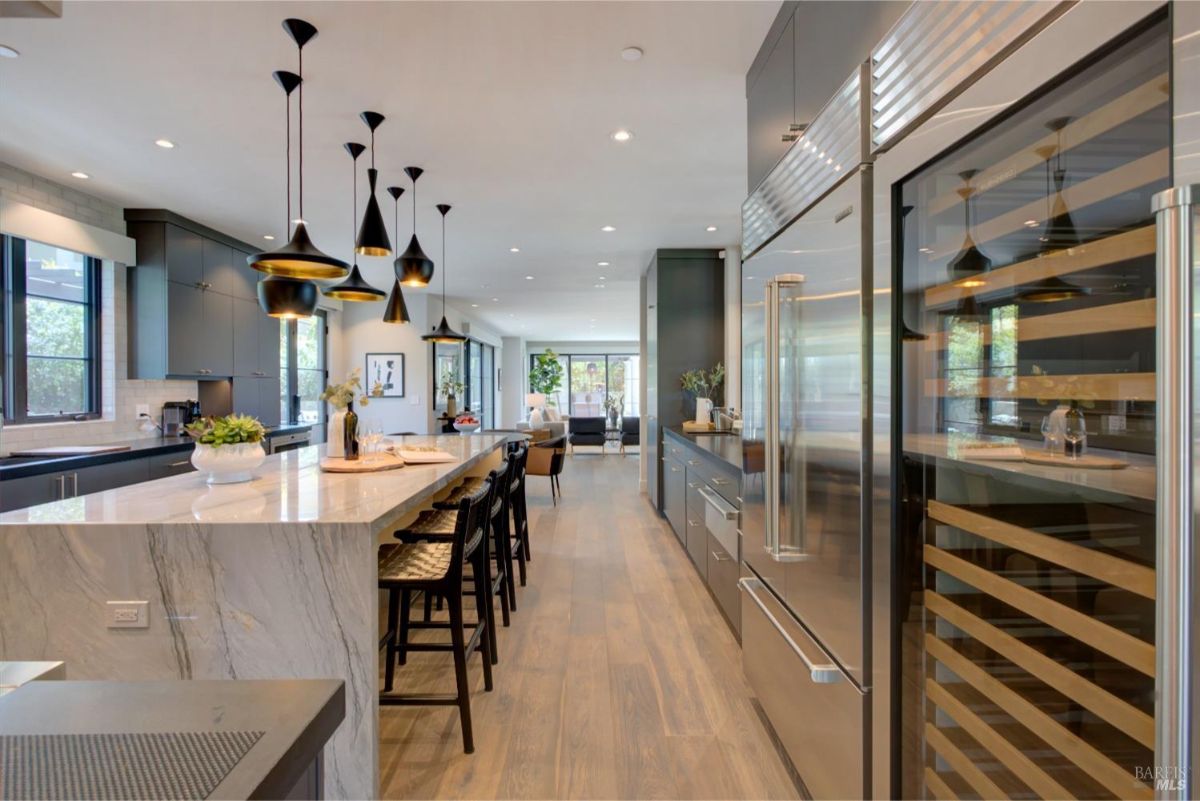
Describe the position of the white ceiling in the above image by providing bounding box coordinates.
[0,0,777,340]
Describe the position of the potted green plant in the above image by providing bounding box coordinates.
[528,348,564,410]
[186,414,267,484]
[603,392,624,428]
[321,368,377,460]
[681,363,725,425]
[438,368,466,418]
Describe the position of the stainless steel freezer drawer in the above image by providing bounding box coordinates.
[740,575,864,800]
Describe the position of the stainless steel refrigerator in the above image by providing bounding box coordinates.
[740,128,873,797]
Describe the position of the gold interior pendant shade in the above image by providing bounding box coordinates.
[421,204,466,343]
[324,141,385,301]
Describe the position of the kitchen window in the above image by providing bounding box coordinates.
[282,310,327,442]
[1,236,102,424]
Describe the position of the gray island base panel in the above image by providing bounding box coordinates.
[0,435,516,801]
[0,679,343,800]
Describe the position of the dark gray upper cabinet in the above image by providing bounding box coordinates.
[257,377,282,427]
[126,211,262,380]
[232,298,260,377]
[203,237,251,298]
[746,12,796,193]
[258,313,280,379]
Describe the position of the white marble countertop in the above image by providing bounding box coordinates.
[0,434,513,529]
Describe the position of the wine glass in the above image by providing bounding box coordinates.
[1040,415,1055,452]
[1063,412,1087,460]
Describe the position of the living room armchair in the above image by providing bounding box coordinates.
[568,416,606,454]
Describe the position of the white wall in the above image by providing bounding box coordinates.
[499,336,526,427]
[724,245,741,413]
[337,292,504,436]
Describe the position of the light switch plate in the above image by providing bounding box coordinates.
[106,600,149,629]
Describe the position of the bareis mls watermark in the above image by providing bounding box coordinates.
[1135,766,1188,792]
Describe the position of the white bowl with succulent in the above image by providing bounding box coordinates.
[186,414,267,484]
[322,368,383,459]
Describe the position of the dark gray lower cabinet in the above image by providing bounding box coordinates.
[707,531,740,634]
[0,456,174,512]
[664,456,687,545]
[73,460,149,496]
[147,451,196,480]
[685,505,707,578]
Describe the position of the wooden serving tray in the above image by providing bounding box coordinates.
[682,421,715,433]
[320,454,406,473]
[1023,452,1128,470]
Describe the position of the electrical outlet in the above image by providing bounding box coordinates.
[135,404,150,418]
[410,394,420,406]
[106,600,149,629]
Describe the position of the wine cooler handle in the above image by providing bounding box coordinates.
[1153,184,1197,800]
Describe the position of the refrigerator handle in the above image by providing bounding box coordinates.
[1152,184,1197,800]
[739,576,842,684]
[764,277,780,558]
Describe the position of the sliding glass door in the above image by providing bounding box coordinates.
[530,352,639,418]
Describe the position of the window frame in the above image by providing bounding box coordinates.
[2,235,103,425]
[528,351,639,418]
[283,308,328,433]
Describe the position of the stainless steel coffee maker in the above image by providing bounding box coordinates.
[161,400,200,436]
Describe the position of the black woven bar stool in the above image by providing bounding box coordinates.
[378,477,494,754]
[507,441,531,583]
[397,462,514,663]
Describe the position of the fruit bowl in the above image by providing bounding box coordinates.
[453,415,480,434]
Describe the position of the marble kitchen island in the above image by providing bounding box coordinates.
[0,433,516,801]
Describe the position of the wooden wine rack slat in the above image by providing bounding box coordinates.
[924,545,1155,676]
[927,501,1155,599]
[921,148,1167,259]
[924,225,1155,308]
[925,721,1011,799]
[925,634,1153,799]
[926,590,1154,749]
[926,73,1169,216]
[922,297,1157,351]
[924,371,1155,402]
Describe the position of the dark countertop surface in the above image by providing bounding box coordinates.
[0,679,344,800]
[0,423,313,480]
[664,425,743,471]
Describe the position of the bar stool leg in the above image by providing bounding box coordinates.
[447,591,474,754]
[398,588,411,666]
[384,588,400,692]
[474,548,496,686]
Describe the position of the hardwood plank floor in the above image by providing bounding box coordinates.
[378,452,802,800]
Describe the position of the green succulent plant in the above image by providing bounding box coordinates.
[185,414,266,446]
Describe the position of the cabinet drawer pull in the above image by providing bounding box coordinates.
[688,481,700,488]
[687,459,698,466]
[711,550,731,562]
[68,473,78,497]
[687,520,702,527]
[166,460,190,468]
[712,477,732,486]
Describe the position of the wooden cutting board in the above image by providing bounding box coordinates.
[1023,452,1128,470]
[320,454,406,473]
[10,445,132,457]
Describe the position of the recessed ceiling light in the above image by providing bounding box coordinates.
[601,225,615,232]
[154,139,175,149]
[918,247,932,254]
[509,247,520,253]
[524,275,534,280]
[491,297,499,302]
[621,46,643,62]
[598,275,606,280]
[471,303,479,308]
[0,44,19,59]
[594,283,605,289]
[611,129,634,143]
[706,225,717,232]
[263,235,275,241]
[70,171,89,179]
[597,261,610,267]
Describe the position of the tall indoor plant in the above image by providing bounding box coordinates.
[186,414,267,484]
[529,348,564,409]
[438,368,465,418]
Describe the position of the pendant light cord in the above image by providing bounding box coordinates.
[351,156,357,244]
[298,45,304,221]
[285,90,291,236]
[441,212,447,311]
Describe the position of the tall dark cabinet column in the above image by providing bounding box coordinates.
[642,248,725,513]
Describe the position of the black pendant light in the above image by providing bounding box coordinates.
[259,276,318,319]
[382,185,411,324]
[947,169,992,281]
[396,166,435,287]
[324,142,386,301]
[354,111,392,257]
[422,204,466,343]
[1020,118,1089,303]
[255,70,318,318]
[249,19,348,280]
